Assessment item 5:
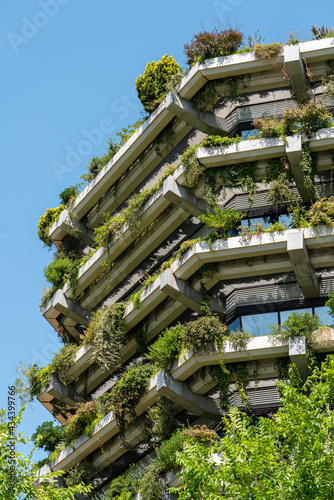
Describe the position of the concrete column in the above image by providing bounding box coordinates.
[286,135,317,202]
[284,45,312,102]
[289,336,308,381]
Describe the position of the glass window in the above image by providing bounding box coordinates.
[278,213,292,227]
[280,308,312,324]
[228,317,241,332]
[314,306,334,328]
[241,312,278,337]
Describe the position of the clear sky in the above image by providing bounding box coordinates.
[1,0,333,464]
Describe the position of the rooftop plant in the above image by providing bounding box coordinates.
[184,25,244,66]
[269,311,322,345]
[37,205,66,246]
[253,42,283,60]
[135,55,181,113]
[59,184,81,205]
[64,400,101,445]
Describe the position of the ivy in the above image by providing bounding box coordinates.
[300,141,318,194]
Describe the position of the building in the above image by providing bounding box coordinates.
[36,37,334,497]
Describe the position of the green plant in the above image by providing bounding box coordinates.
[145,398,179,445]
[32,421,65,454]
[310,24,334,40]
[39,285,57,310]
[253,42,283,60]
[182,315,227,353]
[184,26,244,66]
[85,304,127,373]
[135,55,181,113]
[81,120,144,182]
[228,329,253,351]
[66,462,97,488]
[100,363,155,445]
[269,311,322,345]
[64,400,101,445]
[37,205,66,246]
[198,208,246,234]
[300,141,318,193]
[266,173,297,206]
[59,184,81,205]
[146,325,183,369]
[106,474,133,499]
[137,465,164,500]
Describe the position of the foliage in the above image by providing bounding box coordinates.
[59,184,81,205]
[198,208,246,234]
[64,400,101,445]
[100,363,155,445]
[39,285,57,311]
[310,24,334,39]
[66,461,97,488]
[326,290,334,319]
[173,356,334,499]
[269,311,322,345]
[81,120,144,182]
[94,165,177,248]
[253,42,283,60]
[106,474,133,499]
[182,315,227,353]
[137,465,164,500]
[146,325,183,369]
[37,205,66,246]
[43,256,74,289]
[135,55,181,112]
[264,155,292,184]
[228,329,253,351]
[266,173,297,205]
[300,141,318,193]
[0,407,92,499]
[290,197,334,229]
[84,304,127,373]
[145,398,179,445]
[32,421,65,454]
[254,100,332,138]
[184,26,244,66]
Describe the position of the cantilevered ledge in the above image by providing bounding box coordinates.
[160,268,225,317]
[43,289,92,327]
[165,91,228,136]
[157,369,221,420]
[286,135,317,202]
[287,230,320,298]
[284,45,312,102]
[162,175,209,216]
[49,208,95,247]
[47,374,85,408]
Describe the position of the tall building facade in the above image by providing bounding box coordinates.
[36,38,334,497]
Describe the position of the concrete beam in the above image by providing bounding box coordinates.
[286,135,317,202]
[159,268,225,317]
[165,91,228,136]
[162,176,210,215]
[284,45,312,102]
[45,289,92,327]
[47,374,85,408]
[49,208,95,247]
[157,369,221,420]
[287,230,320,298]
[289,336,308,381]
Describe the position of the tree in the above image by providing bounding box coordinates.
[135,55,181,113]
[0,407,92,499]
[173,355,334,499]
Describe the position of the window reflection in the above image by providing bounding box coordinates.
[241,312,278,337]
[314,306,334,327]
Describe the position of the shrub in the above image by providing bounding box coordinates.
[198,208,246,234]
[37,205,66,246]
[100,363,155,443]
[253,42,283,60]
[106,474,132,499]
[43,256,73,289]
[65,400,101,445]
[84,304,127,373]
[32,421,65,453]
[269,312,322,345]
[66,462,97,487]
[137,465,164,500]
[182,315,227,353]
[135,55,181,113]
[184,26,244,66]
[310,24,334,40]
[146,398,179,444]
[146,326,183,369]
[59,185,81,205]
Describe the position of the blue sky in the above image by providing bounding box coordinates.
[1,0,333,464]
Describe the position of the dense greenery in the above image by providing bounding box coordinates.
[253,42,283,60]
[269,311,322,345]
[135,55,181,113]
[184,26,244,66]
[37,205,66,246]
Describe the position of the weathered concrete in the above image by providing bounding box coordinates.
[287,230,320,298]
[284,44,312,102]
[157,369,221,420]
[159,268,225,317]
[162,175,209,215]
[165,91,228,136]
[47,374,85,408]
[286,135,317,202]
[289,336,308,381]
